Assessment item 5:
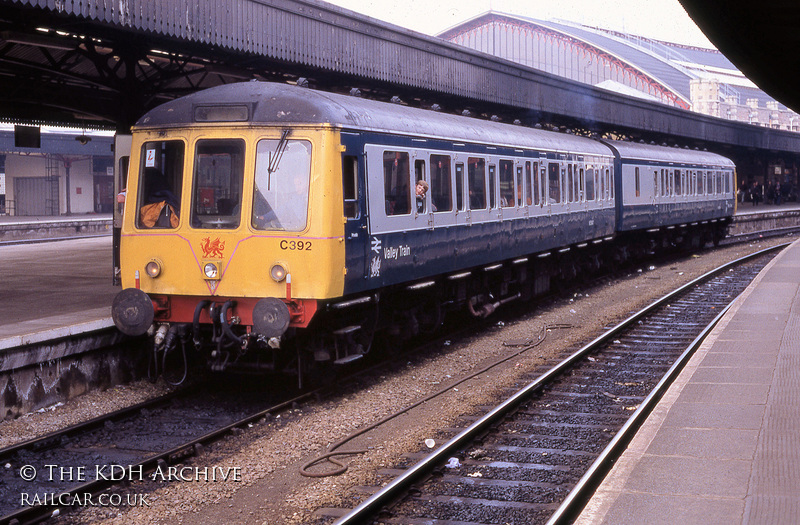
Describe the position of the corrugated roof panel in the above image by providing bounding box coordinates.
[541,20,693,100]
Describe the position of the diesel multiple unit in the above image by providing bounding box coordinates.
[111,81,736,382]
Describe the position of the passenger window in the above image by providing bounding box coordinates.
[488,164,497,209]
[499,160,514,207]
[430,154,453,212]
[567,165,574,203]
[585,168,595,201]
[654,171,659,197]
[191,139,245,230]
[573,165,580,202]
[674,169,682,196]
[540,167,547,206]
[527,162,535,206]
[548,163,560,203]
[137,140,184,229]
[635,167,641,197]
[496,161,510,207]
[414,159,426,213]
[468,157,486,209]
[598,167,604,201]
[456,163,465,211]
[343,155,358,219]
[517,165,526,206]
[383,151,411,216]
[608,169,614,199]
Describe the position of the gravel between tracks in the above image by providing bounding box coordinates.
[1,238,790,525]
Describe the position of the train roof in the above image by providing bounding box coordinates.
[602,139,735,168]
[136,81,612,156]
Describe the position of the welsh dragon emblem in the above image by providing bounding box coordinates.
[201,237,225,258]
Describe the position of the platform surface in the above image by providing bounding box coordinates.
[0,235,117,347]
[577,238,800,525]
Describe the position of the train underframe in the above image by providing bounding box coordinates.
[147,219,729,387]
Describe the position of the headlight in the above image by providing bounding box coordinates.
[145,260,161,278]
[204,262,219,279]
[270,263,287,282]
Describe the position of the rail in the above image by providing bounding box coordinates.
[332,243,788,524]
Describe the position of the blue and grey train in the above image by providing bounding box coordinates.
[111,81,736,379]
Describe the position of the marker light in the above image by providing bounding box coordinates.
[270,263,287,282]
[145,260,162,278]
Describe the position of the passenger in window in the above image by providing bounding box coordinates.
[414,179,428,213]
[140,167,179,228]
[415,180,434,212]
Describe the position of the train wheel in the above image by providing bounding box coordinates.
[417,298,444,334]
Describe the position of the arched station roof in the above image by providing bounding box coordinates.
[438,12,742,110]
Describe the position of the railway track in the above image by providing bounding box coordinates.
[0,322,499,524]
[313,243,786,525]
[0,378,311,525]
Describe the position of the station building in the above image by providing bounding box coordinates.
[0,125,114,216]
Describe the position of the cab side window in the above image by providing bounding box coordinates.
[343,155,358,219]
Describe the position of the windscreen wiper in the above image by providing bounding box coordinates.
[267,129,291,190]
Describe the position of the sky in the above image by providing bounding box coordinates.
[322,0,715,49]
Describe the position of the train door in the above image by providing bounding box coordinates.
[412,151,433,229]
[340,132,369,283]
[498,158,515,219]
[429,153,455,229]
[112,133,132,286]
